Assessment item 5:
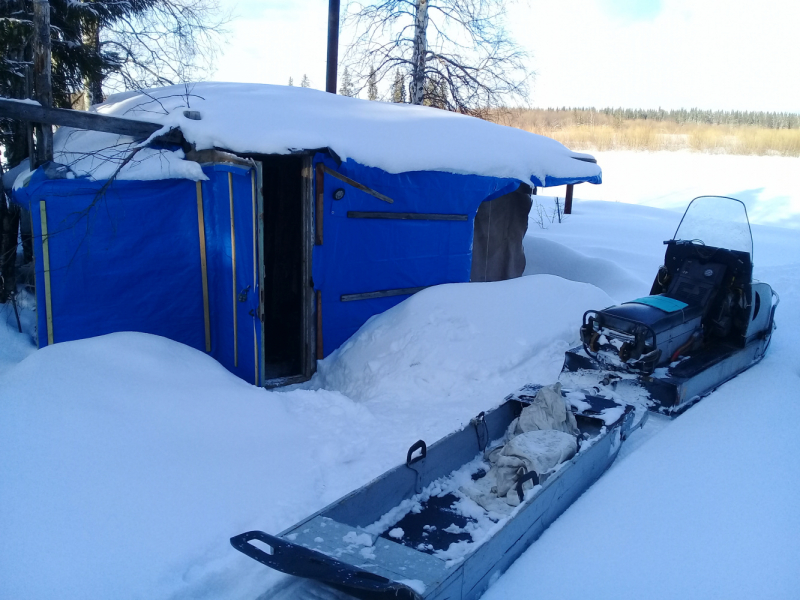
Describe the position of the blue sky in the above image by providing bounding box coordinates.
[599,0,663,21]
[212,0,799,112]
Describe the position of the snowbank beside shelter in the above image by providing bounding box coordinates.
[11,83,601,385]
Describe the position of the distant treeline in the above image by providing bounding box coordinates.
[499,107,800,156]
[543,107,800,130]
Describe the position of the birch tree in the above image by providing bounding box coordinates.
[341,0,529,115]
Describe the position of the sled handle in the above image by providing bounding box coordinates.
[406,440,427,466]
[516,471,540,503]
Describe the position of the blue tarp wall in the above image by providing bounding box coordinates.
[13,152,561,382]
[14,163,261,384]
[311,153,519,354]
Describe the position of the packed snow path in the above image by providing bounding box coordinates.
[2,152,799,600]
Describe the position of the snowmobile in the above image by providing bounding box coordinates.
[231,385,638,600]
[563,195,778,415]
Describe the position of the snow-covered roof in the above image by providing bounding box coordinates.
[53,82,601,187]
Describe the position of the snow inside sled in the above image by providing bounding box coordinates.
[231,385,636,600]
[564,196,778,415]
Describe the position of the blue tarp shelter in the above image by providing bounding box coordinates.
[10,85,602,386]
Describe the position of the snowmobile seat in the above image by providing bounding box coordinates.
[663,259,728,317]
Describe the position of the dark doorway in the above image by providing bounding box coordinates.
[260,155,305,381]
[470,186,532,282]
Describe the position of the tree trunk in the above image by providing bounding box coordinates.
[32,0,54,165]
[84,20,104,106]
[410,0,428,105]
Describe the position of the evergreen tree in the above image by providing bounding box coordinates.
[300,74,310,88]
[339,67,355,96]
[0,0,226,168]
[367,66,378,101]
[288,76,294,86]
[391,69,406,103]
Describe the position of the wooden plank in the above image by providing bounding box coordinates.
[0,97,182,143]
[320,164,394,204]
[315,163,324,245]
[565,184,574,215]
[340,286,429,302]
[347,211,467,221]
[196,182,211,352]
[229,172,238,368]
[255,161,267,385]
[39,201,54,345]
[302,157,315,378]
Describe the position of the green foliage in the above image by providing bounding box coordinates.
[339,67,355,97]
[391,69,406,103]
[367,66,378,101]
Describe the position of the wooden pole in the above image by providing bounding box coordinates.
[32,0,53,166]
[0,98,183,143]
[24,66,36,164]
[326,0,340,93]
[564,184,574,215]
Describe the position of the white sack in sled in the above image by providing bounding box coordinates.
[462,383,578,513]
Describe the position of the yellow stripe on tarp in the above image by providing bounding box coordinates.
[196,182,211,352]
[229,172,238,368]
[39,201,54,345]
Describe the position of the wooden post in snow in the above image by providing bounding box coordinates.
[326,0,340,94]
[32,0,53,166]
[564,184,574,215]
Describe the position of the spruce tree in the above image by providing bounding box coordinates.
[367,66,378,101]
[339,67,355,97]
[392,69,406,103]
[288,76,294,86]
[300,74,310,88]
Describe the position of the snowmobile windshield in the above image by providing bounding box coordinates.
[673,196,753,259]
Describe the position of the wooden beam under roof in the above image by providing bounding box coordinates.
[0,97,183,145]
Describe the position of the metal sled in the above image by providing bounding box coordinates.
[231,388,636,600]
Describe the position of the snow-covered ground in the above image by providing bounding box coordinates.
[1,152,798,600]
[544,150,800,229]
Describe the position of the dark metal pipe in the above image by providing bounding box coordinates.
[326,0,341,94]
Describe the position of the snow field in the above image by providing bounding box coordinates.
[1,151,798,599]
[544,150,800,229]
[0,276,610,600]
